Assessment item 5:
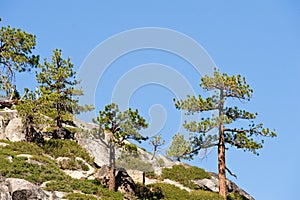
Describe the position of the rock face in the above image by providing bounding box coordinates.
[115,169,137,197]
[0,178,49,200]
[78,138,111,167]
[0,109,24,141]
[127,170,144,184]
[5,118,24,142]
[95,165,136,197]
[193,172,254,200]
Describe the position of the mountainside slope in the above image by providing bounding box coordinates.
[0,109,254,199]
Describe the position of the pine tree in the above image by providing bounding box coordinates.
[174,69,276,198]
[0,21,39,98]
[166,133,190,161]
[16,89,50,142]
[36,49,93,139]
[149,134,165,160]
[93,103,148,191]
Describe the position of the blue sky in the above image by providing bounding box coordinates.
[2,1,300,199]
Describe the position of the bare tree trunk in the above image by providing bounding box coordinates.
[109,165,116,191]
[218,124,226,198]
[108,134,116,191]
[151,146,157,160]
[218,90,226,199]
[9,86,15,100]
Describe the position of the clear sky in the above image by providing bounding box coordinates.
[2,1,300,199]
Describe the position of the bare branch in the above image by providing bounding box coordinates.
[226,167,237,179]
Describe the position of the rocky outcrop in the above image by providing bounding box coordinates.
[193,172,254,200]
[115,169,137,197]
[0,109,23,141]
[57,156,95,179]
[5,118,24,142]
[95,165,136,197]
[0,177,49,200]
[127,170,144,184]
[77,138,111,167]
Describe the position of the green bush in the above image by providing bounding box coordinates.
[135,182,164,199]
[227,192,249,200]
[148,183,189,200]
[145,171,158,179]
[64,193,98,200]
[2,141,44,155]
[147,183,223,200]
[161,164,210,189]
[190,190,224,200]
[96,187,124,200]
[116,151,153,172]
[157,157,165,167]
[81,163,89,171]
[40,139,94,165]
[0,142,68,185]
[45,179,100,194]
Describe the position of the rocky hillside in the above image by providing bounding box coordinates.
[0,109,254,200]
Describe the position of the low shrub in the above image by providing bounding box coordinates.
[64,193,98,200]
[135,182,164,199]
[40,139,94,165]
[161,164,210,189]
[190,190,224,200]
[148,183,223,200]
[148,183,189,200]
[0,143,68,185]
[96,186,124,200]
[227,192,249,200]
[145,171,158,179]
[116,151,153,172]
[0,140,123,199]
[45,179,101,194]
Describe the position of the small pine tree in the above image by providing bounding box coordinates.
[149,134,165,160]
[166,133,190,161]
[16,89,50,142]
[93,103,148,191]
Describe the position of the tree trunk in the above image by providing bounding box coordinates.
[108,135,116,191]
[151,146,157,160]
[218,124,226,198]
[109,166,116,191]
[218,90,226,199]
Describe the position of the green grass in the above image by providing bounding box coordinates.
[161,164,211,189]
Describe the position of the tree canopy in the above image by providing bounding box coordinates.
[166,133,190,161]
[0,22,38,98]
[94,103,148,149]
[93,103,148,190]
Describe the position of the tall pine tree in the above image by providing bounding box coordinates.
[174,69,276,198]
[36,49,93,138]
